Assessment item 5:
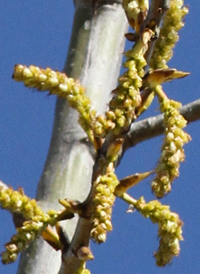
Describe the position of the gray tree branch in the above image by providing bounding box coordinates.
[16,1,128,274]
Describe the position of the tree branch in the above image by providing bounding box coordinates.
[16,1,128,274]
[124,99,200,151]
[59,1,128,274]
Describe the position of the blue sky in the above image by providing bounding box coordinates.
[1,1,200,273]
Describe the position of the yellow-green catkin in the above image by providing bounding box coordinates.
[13,64,94,142]
[135,197,183,266]
[149,0,189,69]
[2,211,58,264]
[12,62,141,141]
[13,31,147,140]
[95,36,150,137]
[152,99,191,198]
[122,0,149,32]
[0,186,45,220]
[2,220,44,264]
[90,1,151,137]
[90,46,145,138]
[0,186,58,264]
[91,173,119,243]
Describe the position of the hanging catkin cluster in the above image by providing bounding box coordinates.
[0,186,58,264]
[152,99,191,198]
[149,0,188,69]
[90,1,152,242]
[134,197,183,266]
[90,173,119,243]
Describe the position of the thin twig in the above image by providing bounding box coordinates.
[144,0,170,64]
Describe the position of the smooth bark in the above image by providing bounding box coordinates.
[17,1,128,274]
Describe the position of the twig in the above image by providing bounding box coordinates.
[144,0,170,64]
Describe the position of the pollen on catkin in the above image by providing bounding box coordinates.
[135,197,183,266]
[13,36,146,140]
[1,208,58,264]
[90,173,119,243]
[12,64,95,142]
[0,186,44,220]
[90,50,144,138]
[151,99,191,198]
[122,0,149,32]
[0,186,58,264]
[149,0,189,69]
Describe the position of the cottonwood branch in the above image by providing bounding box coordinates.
[59,1,128,274]
[124,99,200,151]
[16,1,128,274]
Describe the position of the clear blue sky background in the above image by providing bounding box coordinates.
[1,1,200,274]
